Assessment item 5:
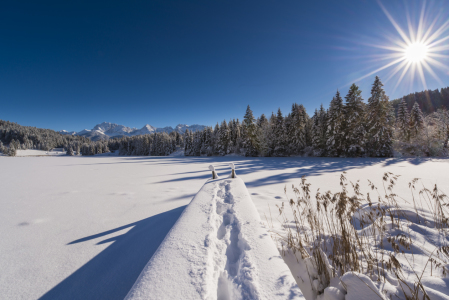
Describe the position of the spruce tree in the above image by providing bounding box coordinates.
[409,102,424,137]
[397,97,410,140]
[256,114,269,156]
[213,123,220,155]
[326,91,346,156]
[366,76,394,157]
[242,105,259,156]
[218,120,230,155]
[288,104,307,155]
[273,108,287,156]
[184,129,192,156]
[344,84,366,156]
[311,109,322,155]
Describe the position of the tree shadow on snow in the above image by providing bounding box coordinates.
[39,206,186,300]
[150,157,398,187]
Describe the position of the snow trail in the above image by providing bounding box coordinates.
[126,176,302,300]
[213,180,257,300]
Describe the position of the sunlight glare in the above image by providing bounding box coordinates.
[351,2,449,91]
[405,43,428,63]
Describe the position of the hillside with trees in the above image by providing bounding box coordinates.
[390,86,449,114]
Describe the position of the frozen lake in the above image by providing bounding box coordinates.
[1,155,448,299]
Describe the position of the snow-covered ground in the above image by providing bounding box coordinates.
[16,148,67,156]
[126,176,301,300]
[1,156,448,299]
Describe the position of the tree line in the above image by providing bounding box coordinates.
[1,76,448,157]
[391,86,449,115]
[0,120,92,156]
[183,76,448,157]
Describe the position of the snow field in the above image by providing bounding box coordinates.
[126,175,302,300]
[1,156,448,299]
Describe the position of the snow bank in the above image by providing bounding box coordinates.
[126,175,302,300]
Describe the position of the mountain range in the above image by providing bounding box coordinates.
[59,122,206,141]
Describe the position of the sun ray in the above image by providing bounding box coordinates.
[416,0,426,42]
[406,7,416,44]
[385,59,409,83]
[394,61,412,92]
[416,61,427,90]
[427,53,449,59]
[420,15,439,43]
[377,1,412,45]
[354,1,448,92]
[425,56,449,72]
[351,56,406,83]
[421,60,444,86]
[423,19,449,45]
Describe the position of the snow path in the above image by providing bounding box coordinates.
[126,177,302,300]
[1,156,448,299]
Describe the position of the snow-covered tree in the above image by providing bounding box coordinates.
[184,129,193,156]
[366,76,394,157]
[397,97,410,140]
[287,104,307,155]
[242,105,259,156]
[66,144,74,156]
[213,123,220,155]
[256,114,270,156]
[311,105,328,155]
[344,84,366,156]
[273,108,287,156]
[409,102,424,137]
[326,91,346,156]
[217,121,230,156]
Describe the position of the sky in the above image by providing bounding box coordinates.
[0,0,448,132]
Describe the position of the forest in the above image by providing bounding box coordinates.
[1,76,448,158]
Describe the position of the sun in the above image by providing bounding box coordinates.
[404,42,428,63]
[350,1,449,91]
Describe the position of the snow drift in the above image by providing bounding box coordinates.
[125,174,302,300]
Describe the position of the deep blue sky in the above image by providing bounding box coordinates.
[1,0,448,131]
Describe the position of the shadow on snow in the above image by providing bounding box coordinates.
[39,206,186,300]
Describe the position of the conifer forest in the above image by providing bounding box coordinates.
[1,76,449,158]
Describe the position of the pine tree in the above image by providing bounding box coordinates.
[366,76,394,157]
[326,90,346,156]
[344,84,366,156]
[409,102,424,137]
[242,105,259,156]
[397,97,410,140]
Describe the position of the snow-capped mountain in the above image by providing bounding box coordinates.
[58,130,77,135]
[59,122,206,141]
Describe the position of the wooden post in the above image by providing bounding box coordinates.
[229,163,236,178]
[209,165,216,179]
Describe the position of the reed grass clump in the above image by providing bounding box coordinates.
[271,172,449,300]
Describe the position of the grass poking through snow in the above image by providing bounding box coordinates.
[269,172,449,300]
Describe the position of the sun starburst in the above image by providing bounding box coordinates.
[353,1,449,92]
